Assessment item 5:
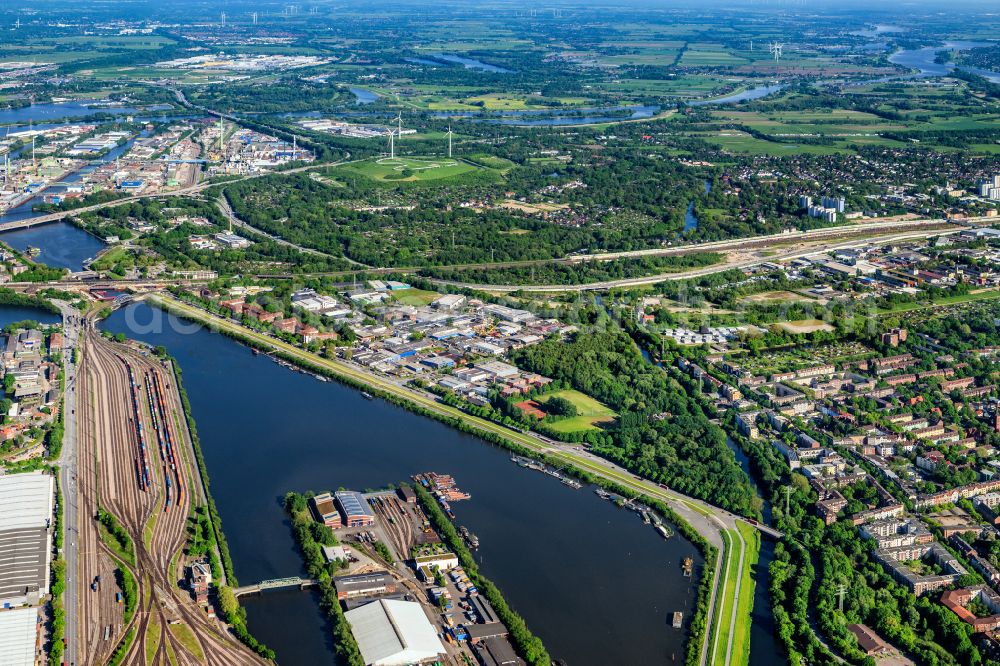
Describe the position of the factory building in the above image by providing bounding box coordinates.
[312,492,343,528]
[0,472,54,608]
[336,491,376,527]
[344,598,445,666]
[0,606,39,666]
[334,573,398,601]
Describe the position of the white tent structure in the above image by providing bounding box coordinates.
[344,599,445,666]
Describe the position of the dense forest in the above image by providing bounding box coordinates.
[422,252,723,285]
[510,327,761,517]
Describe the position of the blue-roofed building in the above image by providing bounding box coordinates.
[119,180,145,191]
[335,490,376,527]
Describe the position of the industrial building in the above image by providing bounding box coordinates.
[334,573,398,601]
[336,490,376,527]
[472,635,525,666]
[344,598,445,666]
[0,472,54,607]
[312,492,342,528]
[0,606,39,666]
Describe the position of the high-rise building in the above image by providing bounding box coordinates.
[822,196,846,213]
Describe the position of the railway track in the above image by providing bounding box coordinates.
[76,331,266,665]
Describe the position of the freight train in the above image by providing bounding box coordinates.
[146,369,183,511]
[120,355,152,491]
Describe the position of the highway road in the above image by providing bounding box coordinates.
[54,300,83,666]
[149,292,771,665]
[431,220,968,292]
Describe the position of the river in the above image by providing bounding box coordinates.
[684,202,699,233]
[0,305,60,328]
[0,223,104,271]
[432,104,661,127]
[102,302,707,666]
[0,134,148,270]
[887,41,1000,83]
[348,88,380,105]
[723,439,782,666]
[426,54,513,73]
[0,101,173,126]
[636,344,785,665]
[688,84,786,107]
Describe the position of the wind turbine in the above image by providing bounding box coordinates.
[388,128,396,160]
[769,42,784,63]
[251,12,258,25]
[220,11,226,27]
[446,126,453,158]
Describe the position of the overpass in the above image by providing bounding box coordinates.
[232,577,319,597]
[742,519,784,540]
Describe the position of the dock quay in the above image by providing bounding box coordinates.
[511,455,582,489]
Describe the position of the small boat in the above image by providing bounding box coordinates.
[459,526,480,549]
[672,612,683,629]
[362,392,374,400]
[682,557,694,577]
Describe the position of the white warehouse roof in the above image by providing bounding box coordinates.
[345,599,445,666]
[0,607,39,666]
[0,473,53,531]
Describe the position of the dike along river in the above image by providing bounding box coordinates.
[103,302,706,666]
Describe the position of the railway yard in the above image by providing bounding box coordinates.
[74,328,265,666]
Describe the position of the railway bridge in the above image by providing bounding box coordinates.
[232,577,319,597]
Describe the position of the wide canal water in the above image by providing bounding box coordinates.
[0,101,173,126]
[102,302,708,666]
[0,136,145,270]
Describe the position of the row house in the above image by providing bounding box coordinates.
[941,376,976,393]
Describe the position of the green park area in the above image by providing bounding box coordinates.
[536,389,617,433]
[337,156,484,183]
[390,288,440,306]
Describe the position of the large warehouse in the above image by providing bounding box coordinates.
[0,606,39,666]
[335,490,376,527]
[0,472,54,608]
[344,599,445,666]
